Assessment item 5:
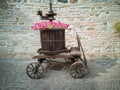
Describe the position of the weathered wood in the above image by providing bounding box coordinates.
[40,29,66,55]
[76,33,87,67]
[70,47,81,56]
[33,53,75,59]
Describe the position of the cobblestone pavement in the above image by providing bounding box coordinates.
[0,58,120,90]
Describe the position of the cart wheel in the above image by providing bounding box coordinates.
[70,62,86,78]
[26,62,44,79]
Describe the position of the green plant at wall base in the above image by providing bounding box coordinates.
[114,21,120,33]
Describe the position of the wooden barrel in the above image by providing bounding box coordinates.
[40,28,66,55]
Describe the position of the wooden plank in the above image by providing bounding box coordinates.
[32,53,75,59]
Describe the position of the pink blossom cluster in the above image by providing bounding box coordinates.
[32,20,71,30]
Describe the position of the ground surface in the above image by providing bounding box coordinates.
[0,58,120,90]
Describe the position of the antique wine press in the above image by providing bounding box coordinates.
[26,0,89,79]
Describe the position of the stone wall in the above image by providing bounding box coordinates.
[0,0,120,59]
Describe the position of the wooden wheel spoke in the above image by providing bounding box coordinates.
[80,69,86,74]
[70,70,76,75]
[33,73,36,78]
[27,70,33,72]
[36,72,41,77]
[76,68,81,74]
[30,63,35,69]
[71,72,76,76]
[74,72,79,78]
[28,66,33,70]
[38,69,44,74]
[30,72,34,75]
[76,69,81,75]
[32,73,40,79]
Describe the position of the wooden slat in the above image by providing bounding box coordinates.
[39,29,66,54]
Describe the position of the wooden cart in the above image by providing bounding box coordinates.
[26,33,89,79]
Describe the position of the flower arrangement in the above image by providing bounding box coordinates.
[32,20,71,30]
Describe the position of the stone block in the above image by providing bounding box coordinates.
[0,1,120,59]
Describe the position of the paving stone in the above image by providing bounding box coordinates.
[0,58,120,90]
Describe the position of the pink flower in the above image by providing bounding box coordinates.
[31,20,70,30]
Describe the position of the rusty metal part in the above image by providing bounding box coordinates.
[37,0,56,21]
